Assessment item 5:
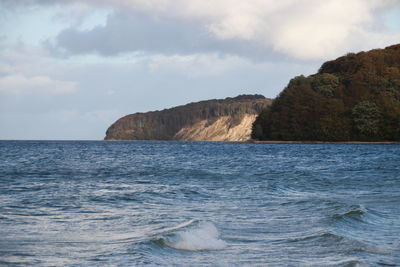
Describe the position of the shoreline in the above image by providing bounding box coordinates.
[248,140,400,145]
[1,140,399,145]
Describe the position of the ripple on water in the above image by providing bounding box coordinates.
[0,141,399,266]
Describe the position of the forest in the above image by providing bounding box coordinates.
[105,95,271,140]
[252,44,400,141]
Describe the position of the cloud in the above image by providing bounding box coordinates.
[1,0,399,140]
[0,74,78,95]
[43,0,400,60]
[52,10,207,56]
[147,53,252,77]
[0,44,80,96]
[0,38,319,140]
[51,11,278,61]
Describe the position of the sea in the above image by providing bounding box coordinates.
[0,141,399,266]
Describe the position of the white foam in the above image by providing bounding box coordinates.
[161,219,197,234]
[165,221,227,251]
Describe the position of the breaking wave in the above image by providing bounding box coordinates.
[158,221,227,251]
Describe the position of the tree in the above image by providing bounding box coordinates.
[352,101,381,140]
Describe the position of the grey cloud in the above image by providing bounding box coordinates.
[51,10,284,61]
[6,0,398,61]
[56,11,205,55]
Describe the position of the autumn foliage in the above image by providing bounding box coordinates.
[252,44,400,141]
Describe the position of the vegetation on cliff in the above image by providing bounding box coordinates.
[252,44,400,141]
[105,94,272,140]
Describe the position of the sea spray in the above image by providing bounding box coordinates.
[163,221,227,251]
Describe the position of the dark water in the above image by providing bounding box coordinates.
[0,141,399,266]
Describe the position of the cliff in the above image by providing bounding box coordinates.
[105,95,272,141]
[252,44,400,141]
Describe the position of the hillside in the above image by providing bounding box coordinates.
[252,44,400,141]
[105,95,272,141]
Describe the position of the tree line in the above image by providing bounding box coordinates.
[252,44,400,141]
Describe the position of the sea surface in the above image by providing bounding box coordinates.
[0,141,399,266]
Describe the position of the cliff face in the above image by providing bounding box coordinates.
[252,44,400,141]
[174,114,258,141]
[105,95,272,141]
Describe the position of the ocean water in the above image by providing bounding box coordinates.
[0,141,399,267]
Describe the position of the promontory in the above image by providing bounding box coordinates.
[105,95,272,141]
[252,44,400,141]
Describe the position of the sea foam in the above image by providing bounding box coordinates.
[164,221,227,251]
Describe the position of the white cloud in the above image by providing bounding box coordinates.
[0,74,78,95]
[0,44,71,77]
[5,0,399,60]
[87,0,399,60]
[0,44,80,96]
[147,53,249,77]
[1,0,399,140]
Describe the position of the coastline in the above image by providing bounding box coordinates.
[248,140,400,145]
[103,139,400,144]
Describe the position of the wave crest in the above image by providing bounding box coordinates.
[332,205,368,221]
[161,221,227,251]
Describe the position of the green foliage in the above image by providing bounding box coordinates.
[352,101,381,140]
[375,77,400,99]
[252,44,400,141]
[310,73,339,97]
[288,75,309,87]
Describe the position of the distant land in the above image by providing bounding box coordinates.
[106,44,400,142]
[105,95,272,141]
[252,44,400,142]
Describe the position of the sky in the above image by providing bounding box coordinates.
[0,0,399,140]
